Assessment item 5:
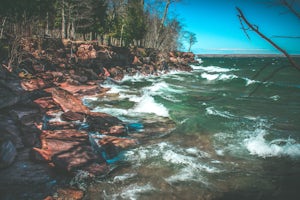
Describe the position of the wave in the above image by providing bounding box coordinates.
[244,129,300,159]
[194,65,237,73]
[201,72,238,81]
[124,142,220,185]
[93,94,169,118]
[103,183,155,200]
[206,107,235,119]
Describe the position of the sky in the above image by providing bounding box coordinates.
[171,0,300,54]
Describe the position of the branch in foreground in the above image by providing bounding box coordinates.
[236,7,300,71]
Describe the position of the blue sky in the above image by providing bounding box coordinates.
[172,0,300,54]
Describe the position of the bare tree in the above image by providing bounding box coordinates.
[183,31,197,52]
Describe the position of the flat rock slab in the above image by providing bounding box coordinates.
[45,87,90,113]
[59,82,108,97]
[32,129,107,174]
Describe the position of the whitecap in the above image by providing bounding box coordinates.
[132,94,169,117]
[218,74,238,81]
[270,95,280,101]
[201,73,219,81]
[206,107,235,119]
[196,65,235,73]
[113,173,137,183]
[243,78,258,86]
[244,130,300,159]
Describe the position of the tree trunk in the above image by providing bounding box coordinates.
[61,0,66,39]
[0,17,6,39]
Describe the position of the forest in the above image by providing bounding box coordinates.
[0,0,197,51]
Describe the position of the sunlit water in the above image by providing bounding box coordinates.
[83,57,300,200]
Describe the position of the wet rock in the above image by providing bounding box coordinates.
[46,87,90,113]
[61,111,85,122]
[32,130,107,174]
[46,120,77,130]
[86,112,122,132]
[97,136,138,159]
[108,66,124,81]
[0,139,17,169]
[107,125,127,136]
[54,188,84,200]
[34,97,59,110]
[71,74,88,83]
[59,82,106,97]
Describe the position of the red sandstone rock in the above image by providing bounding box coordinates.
[45,187,84,200]
[20,78,47,91]
[61,111,85,122]
[34,97,58,110]
[107,125,127,136]
[32,130,107,174]
[46,87,90,113]
[97,135,138,159]
[59,82,106,97]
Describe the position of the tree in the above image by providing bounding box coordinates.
[183,31,197,52]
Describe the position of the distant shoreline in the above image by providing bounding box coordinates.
[197,54,300,58]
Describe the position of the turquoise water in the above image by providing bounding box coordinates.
[83,57,300,200]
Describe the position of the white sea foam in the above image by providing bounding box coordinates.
[201,73,219,80]
[113,173,137,183]
[196,65,235,73]
[146,81,183,94]
[124,142,220,185]
[243,78,258,86]
[245,130,300,159]
[93,107,129,117]
[201,72,238,81]
[218,74,238,81]
[132,94,169,117]
[270,95,280,101]
[104,183,155,200]
[206,107,235,119]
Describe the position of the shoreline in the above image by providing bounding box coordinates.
[0,38,198,199]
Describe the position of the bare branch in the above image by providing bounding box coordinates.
[248,65,287,96]
[238,15,251,40]
[236,7,300,71]
[281,0,300,19]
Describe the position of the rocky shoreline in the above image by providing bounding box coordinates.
[0,38,198,199]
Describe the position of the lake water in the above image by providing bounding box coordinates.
[83,56,300,200]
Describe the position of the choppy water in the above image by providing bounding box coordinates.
[83,57,300,200]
